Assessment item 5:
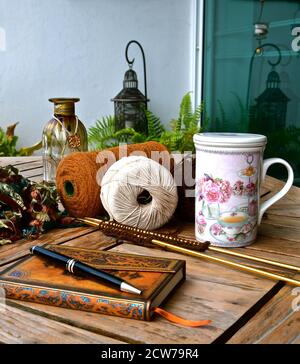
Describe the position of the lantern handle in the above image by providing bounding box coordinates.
[125,40,148,109]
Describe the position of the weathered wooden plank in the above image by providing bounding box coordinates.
[267,204,300,218]
[262,175,300,203]
[258,223,300,243]
[0,156,41,167]
[0,227,97,267]
[20,167,43,178]
[0,303,124,344]
[262,214,300,230]
[10,160,43,173]
[228,282,300,344]
[58,229,118,250]
[234,236,300,262]
[0,156,43,181]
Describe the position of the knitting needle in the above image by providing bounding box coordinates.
[82,217,300,273]
[151,239,300,287]
[77,217,300,287]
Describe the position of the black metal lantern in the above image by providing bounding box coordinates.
[112,40,149,135]
[249,69,289,133]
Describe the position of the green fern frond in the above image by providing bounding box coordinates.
[169,118,179,132]
[161,92,202,152]
[174,118,182,132]
[190,102,203,128]
[159,130,184,152]
[179,92,193,129]
[145,109,165,139]
[112,128,146,144]
[87,92,204,153]
[132,133,148,144]
[88,116,116,150]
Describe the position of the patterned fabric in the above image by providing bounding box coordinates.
[0,165,72,245]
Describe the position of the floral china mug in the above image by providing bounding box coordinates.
[193,133,294,247]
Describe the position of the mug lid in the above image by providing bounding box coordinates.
[193,132,267,148]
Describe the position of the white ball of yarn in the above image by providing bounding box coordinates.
[100,156,178,230]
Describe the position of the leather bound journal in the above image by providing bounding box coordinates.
[0,245,186,321]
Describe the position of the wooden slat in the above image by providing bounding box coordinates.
[16,160,43,172]
[0,303,124,344]
[228,281,300,344]
[226,176,300,343]
[262,214,300,229]
[20,167,43,178]
[0,227,97,267]
[266,204,300,218]
[262,175,300,204]
[60,229,118,250]
[0,156,43,181]
[0,156,41,167]
[259,223,300,243]
[233,236,300,262]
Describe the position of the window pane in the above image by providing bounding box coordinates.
[203,0,300,186]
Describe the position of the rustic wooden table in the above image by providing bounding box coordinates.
[0,156,299,344]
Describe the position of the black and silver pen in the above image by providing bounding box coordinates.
[30,246,142,295]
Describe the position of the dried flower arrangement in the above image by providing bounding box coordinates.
[0,165,72,245]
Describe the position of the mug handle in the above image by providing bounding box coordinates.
[258,158,294,225]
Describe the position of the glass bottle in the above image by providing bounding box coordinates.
[42,98,88,182]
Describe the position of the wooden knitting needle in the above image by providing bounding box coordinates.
[77,218,300,287]
[82,217,300,273]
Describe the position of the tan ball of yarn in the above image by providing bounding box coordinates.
[55,141,171,217]
[100,156,178,230]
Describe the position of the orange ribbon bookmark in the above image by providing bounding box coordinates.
[154,307,212,327]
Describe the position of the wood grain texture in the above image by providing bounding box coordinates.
[262,176,300,203]
[0,227,97,267]
[62,229,118,250]
[0,156,43,180]
[0,303,124,344]
[0,156,299,343]
[0,156,41,167]
[228,282,300,344]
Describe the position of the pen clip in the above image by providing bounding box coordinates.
[66,258,77,274]
[30,246,36,255]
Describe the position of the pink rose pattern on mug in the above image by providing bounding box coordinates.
[196,151,259,247]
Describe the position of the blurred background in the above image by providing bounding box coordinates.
[0,0,194,147]
[203,0,300,185]
[0,0,299,185]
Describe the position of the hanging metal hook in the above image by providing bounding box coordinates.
[246,42,282,108]
[125,40,148,108]
[256,43,282,67]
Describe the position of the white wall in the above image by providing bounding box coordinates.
[0,0,195,148]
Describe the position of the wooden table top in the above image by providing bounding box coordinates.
[0,156,299,344]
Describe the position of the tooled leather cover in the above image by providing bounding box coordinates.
[0,244,186,321]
